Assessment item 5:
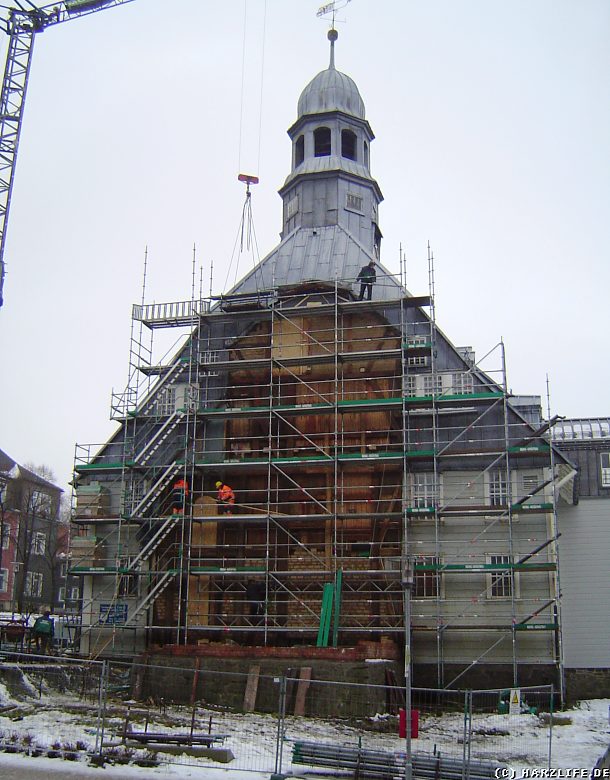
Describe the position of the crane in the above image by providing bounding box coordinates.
[0,0,134,309]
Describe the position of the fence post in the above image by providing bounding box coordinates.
[548,684,554,770]
[274,675,287,775]
[461,690,472,780]
[94,660,109,757]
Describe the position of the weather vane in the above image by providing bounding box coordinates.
[316,0,352,28]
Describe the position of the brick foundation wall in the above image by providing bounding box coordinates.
[413,663,560,692]
[134,650,402,716]
[565,668,610,703]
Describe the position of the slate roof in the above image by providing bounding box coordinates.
[298,66,365,120]
[228,225,405,300]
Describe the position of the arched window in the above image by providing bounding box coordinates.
[341,129,357,161]
[363,141,369,168]
[314,127,331,157]
[295,135,304,167]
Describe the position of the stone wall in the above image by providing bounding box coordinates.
[413,663,559,692]
[133,641,402,717]
[565,668,610,704]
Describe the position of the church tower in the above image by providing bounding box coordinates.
[279,29,383,259]
[232,28,400,300]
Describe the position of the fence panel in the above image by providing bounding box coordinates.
[470,685,553,770]
[0,650,105,760]
[102,659,282,775]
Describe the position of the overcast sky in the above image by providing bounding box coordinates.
[0,0,608,492]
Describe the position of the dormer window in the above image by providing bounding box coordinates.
[341,129,357,161]
[295,135,304,167]
[314,127,331,157]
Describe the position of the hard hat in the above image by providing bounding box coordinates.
[215,481,222,488]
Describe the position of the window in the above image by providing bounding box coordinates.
[414,556,440,598]
[60,561,68,578]
[1,523,9,550]
[126,480,146,514]
[407,356,429,367]
[601,453,610,488]
[58,586,65,603]
[341,129,357,160]
[346,192,363,212]
[0,568,8,592]
[406,335,429,348]
[489,470,508,506]
[286,195,299,221]
[314,127,331,157]
[452,372,473,395]
[69,587,80,601]
[25,571,43,598]
[412,473,437,508]
[31,490,53,518]
[295,134,304,166]
[404,375,417,397]
[363,140,369,168]
[156,386,176,417]
[423,374,443,397]
[32,531,46,555]
[488,555,512,598]
[117,558,139,597]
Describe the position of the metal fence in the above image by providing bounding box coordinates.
[0,650,555,776]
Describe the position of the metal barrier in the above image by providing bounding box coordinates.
[0,651,554,775]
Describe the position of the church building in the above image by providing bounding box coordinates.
[71,30,574,691]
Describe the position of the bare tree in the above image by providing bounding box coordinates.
[43,495,71,611]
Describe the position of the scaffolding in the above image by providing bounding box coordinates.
[70,263,566,689]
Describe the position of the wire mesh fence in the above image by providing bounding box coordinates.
[0,650,555,775]
[0,650,105,761]
[469,686,554,769]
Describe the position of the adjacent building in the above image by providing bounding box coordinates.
[71,31,576,691]
[553,418,610,700]
[0,448,66,613]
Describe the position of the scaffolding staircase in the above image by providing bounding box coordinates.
[134,410,186,466]
[130,461,182,518]
[124,570,176,626]
[130,514,181,571]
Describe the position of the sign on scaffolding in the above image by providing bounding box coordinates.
[99,603,128,625]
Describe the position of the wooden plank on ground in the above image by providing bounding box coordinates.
[294,667,312,716]
[243,664,261,712]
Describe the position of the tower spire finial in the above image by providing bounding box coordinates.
[317,0,351,68]
[328,27,338,69]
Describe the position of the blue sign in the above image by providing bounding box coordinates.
[99,603,128,625]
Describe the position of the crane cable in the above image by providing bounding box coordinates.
[237,0,267,178]
[229,0,267,294]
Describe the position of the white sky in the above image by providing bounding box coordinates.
[0,0,608,492]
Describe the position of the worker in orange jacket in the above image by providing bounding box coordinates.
[172,478,189,514]
[215,481,235,515]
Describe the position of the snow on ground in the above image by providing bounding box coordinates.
[0,673,608,775]
[0,751,270,778]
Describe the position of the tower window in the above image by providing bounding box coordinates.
[314,127,331,157]
[364,141,369,168]
[295,135,304,167]
[341,129,357,160]
[346,192,363,212]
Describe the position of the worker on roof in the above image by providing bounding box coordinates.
[172,477,189,515]
[357,260,376,301]
[215,481,235,515]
